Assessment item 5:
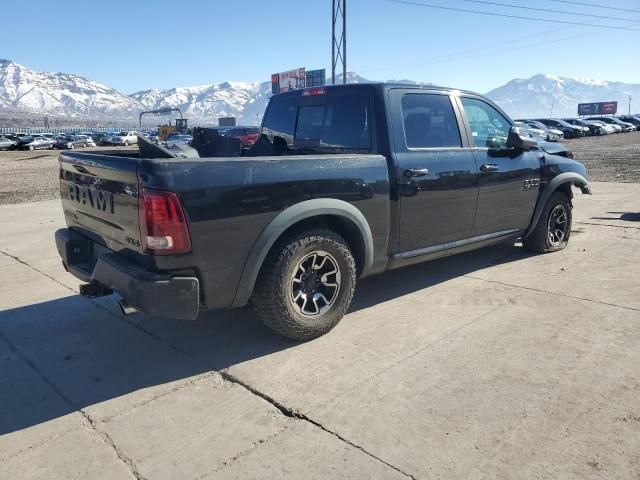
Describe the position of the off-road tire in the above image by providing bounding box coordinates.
[252,227,356,341]
[523,190,572,253]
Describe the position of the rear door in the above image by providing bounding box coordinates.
[389,89,479,254]
[59,153,143,253]
[457,95,540,236]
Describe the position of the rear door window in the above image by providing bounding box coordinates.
[401,94,461,148]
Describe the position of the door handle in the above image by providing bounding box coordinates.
[480,164,499,172]
[404,168,429,178]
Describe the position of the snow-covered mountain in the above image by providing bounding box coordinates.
[0,59,140,122]
[130,81,265,125]
[1,59,637,127]
[486,74,640,119]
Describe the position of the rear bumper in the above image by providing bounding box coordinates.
[55,228,200,320]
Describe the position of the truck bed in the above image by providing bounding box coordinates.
[58,149,391,309]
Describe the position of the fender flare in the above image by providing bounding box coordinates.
[231,199,375,308]
[523,172,591,240]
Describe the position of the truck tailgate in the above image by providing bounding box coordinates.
[59,152,143,254]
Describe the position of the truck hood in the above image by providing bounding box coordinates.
[537,141,572,156]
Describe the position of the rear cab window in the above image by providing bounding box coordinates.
[262,88,373,153]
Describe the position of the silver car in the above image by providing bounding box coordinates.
[0,136,17,150]
[514,121,546,141]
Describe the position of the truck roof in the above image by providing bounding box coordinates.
[273,82,482,98]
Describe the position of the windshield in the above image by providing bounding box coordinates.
[528,121,547,129]
[553,119,573,128]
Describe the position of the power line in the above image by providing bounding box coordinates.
[547,0,640,14]
[353,10,640,76]
[461,0,639,22]
[386,0,640,31]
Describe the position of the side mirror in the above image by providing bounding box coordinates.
[505,126,538,151]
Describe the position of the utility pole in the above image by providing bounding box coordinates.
[332,0,347,84]
[549,76,560,119]
[629,95,632,115]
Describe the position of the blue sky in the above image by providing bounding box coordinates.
[2,0,639,93]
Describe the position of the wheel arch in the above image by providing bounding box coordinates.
[231,199,374,308]
[523,172,590,240]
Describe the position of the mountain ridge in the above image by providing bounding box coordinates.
[1,59,637,127]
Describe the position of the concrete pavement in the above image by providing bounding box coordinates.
[1,182,639,479]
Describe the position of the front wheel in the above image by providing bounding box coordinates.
[252,227,356,341]
[124,141,129,147]
[523,190,572,253]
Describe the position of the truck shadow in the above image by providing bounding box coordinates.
[0,242,532,436]
[591,212,640,222]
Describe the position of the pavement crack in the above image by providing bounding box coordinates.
[575,221,640,230]
[0,427,78,463]
[219,372,419,480]
[90,301,420,479]
[0,249,77,293]
[98,372,217,424]
[314,289,528,413]
[0,330,148,480]
[463,275,640,313]
[197,427,289,479]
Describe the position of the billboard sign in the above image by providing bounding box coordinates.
[305,69,326,88]
[271,67,306,94]
[578,101,618,116]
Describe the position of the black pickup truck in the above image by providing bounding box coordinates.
[55,83,590,340]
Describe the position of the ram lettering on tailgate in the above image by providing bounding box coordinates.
[68,183,115,214]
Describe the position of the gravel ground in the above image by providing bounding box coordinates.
[0,146,134,205]
[563,131,640,183]
[0,133,638,205]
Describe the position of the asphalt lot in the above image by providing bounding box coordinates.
[1,181,639,479]
[0,132,638,205]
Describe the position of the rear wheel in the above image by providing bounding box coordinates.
[28,144,35,151]
[252,227,356,341]
[523,190,572,253]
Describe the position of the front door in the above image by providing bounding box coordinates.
[390,90,479,255]
[457,96,541,236]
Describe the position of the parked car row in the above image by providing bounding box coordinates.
[514,120,564,142]
[515,115,639,141]
[0,132,98,150]
[1,125,266,152]
[0,129,152,150]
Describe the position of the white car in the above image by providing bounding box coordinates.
[514,121,546,141]
[586,120,616,135]
[109,131,138,146]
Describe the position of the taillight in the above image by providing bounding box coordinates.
[302,87,328,96]
[139,188,192,255]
